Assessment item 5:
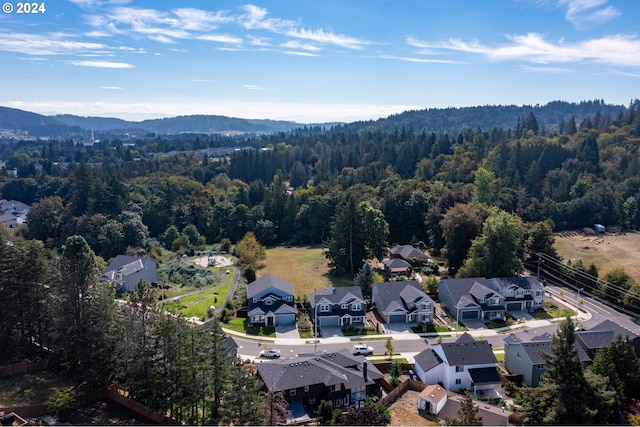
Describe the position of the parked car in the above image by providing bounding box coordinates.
[259,348,281,358]
[352,344,374,356]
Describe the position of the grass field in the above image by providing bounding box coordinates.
[258,246,355,296]
[553,231,640,284]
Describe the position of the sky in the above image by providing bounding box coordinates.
[0,0,639,123]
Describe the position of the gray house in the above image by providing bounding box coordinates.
[372,281,435,324]
[256,349,383,417]
[438,277,545,322]
[247,274,297,327]
[576,319,640,359]
[388,244,430,264]
[100,255,158,292]
[308,286,365,328]
[503,332,591,387]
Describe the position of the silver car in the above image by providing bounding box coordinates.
[352,344,374,355]
[259,348,281,358]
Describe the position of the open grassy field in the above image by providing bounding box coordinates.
[258,246,354,296]
[553,231,640,284]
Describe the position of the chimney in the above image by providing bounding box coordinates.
[363,360,368,382]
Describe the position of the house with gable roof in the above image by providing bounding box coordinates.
[255,349,383,416]
[388,244,430,265]
[438,276,545,323]
[308,286,365,328]
[575,319,640,359]
[372,281,435,324]
[413,333,502,397]
[504,332,592,387]
[100,255,157,292]
[247,274,297,327]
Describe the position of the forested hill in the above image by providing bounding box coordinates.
[53,114,301,135]
[339,100,630,135]
[0,106,302,137]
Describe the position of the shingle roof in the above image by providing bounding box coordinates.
[592,319,639,339]
[389,245,430,261]
[517,337,591,364]
[373,281,435,315]
[308,286,363,306]
[256,349,383,392]
[384,258,412,269]
[438,333,496,366]
[437,394,512,426]
[468,367,502,385]
[414,348,443,372]
[247,274,295,299]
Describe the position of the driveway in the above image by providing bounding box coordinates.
[319,326,344,338]
[276,324,300,339]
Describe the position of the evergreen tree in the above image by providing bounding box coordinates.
[354,262,375,298]
[445,390,482,425]
[539,316,593,424]
[224,361,267,425]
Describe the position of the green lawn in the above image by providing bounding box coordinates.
[259,246,354,296]
[223,317,276,337]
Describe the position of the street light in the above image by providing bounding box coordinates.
[456,304,460,337]
[577,288,584,302]
[314,304,318,351]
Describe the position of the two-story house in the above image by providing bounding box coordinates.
[100,255,158,292]
[503,332,591,387]
[413,333,502,397]
[372,281,435,324]
[439,276,545,322]
[308,286,366,328]
[247,274,297,327]
[256,349,383,417]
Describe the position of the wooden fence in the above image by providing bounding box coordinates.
[0,361,47,378]
[380,378,426,407]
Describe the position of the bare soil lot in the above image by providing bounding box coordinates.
[554,231,640,284]
[388,390,439,426]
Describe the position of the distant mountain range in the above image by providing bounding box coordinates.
[0,99,635,138]
[0,107,304,138]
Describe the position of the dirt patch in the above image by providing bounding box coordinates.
[67,399,157,425]
[388,390,439,426]
[194,255,232,268]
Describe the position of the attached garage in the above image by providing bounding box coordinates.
[461,310,479,319]
[388,313,406,323]
[507,302,523,311]
[318,316,340,327]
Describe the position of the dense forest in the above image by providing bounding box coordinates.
[2,99,640,424]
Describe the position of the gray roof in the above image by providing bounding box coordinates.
[101,255,157,288]
[384,258,412,269]
[389,245,430,261]
[514,336,591,364]
[576,330,617,350]
[468,367,502,385]
[487,276,543,292]
[437,394,512,426]
[440,276,542,309]
[592,319,639,339]
[247,274,295,299]
[413,348,443,372]
[308,286,363,306]
[256,349,383,392]
[438,333,496,366]
[373,281,435,314]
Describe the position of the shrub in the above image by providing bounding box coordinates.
[46,388,77,421]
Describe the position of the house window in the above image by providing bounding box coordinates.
[352,303,361,311]
[309,397,316,404]
[421,303,429,310]
[353,317,362,323]
[331,384,337,391]
[421,314,430,322]
[253,297,258,304]
[304,385,309,392]
[455,365,464,372]
[320,304,330,312]
[341,303,348,309]
[493,298,500,305]
[265,299,273,305]
[290,389,296,396]
[285,295,293,301]
[455,379,461,385]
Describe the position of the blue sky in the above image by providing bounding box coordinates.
[0,0,638,122]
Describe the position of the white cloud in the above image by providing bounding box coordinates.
[521,65,574,73]
[72,60,135,68]
[171,8,232,31]
[287,28,367,50]
[284,51,319,57]
[281,40,321,52]
[239,5,296,31]
[249,36,269,47]
[198,34,243,45]
[242,84,261,90]
[410,33,640,67]
[379,54,461,64]
[559,0,621,27]
[0,32,110,55]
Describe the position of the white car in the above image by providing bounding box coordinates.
[259,348,281,358]
[352,344,374,356]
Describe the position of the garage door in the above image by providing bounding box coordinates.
[389,313,405,323]
[462,310,478,319]
[507,302,522,311]
[319,316,339,327]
